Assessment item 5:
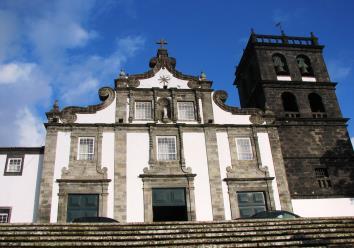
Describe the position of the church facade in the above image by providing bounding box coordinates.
[0,32,353,223]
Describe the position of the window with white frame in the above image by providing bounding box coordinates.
[5,158,23,173]
[157,136,177,161]
[236,138,253,160]
[0,208,11,223]
[177,102,195,120]
[135,101,152,120]
[78,137,94,160]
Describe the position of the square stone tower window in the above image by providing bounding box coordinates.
[135,101,152,120]
[236,138,253,160]
[177,102,195,120]
[78,137,94,160]
[315,168,331,188]
[157,136,177,161]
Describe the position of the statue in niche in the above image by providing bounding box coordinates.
[157,98,171,123]
[297,57,310,74]
[272,55,286,74]
[163,106,168,119]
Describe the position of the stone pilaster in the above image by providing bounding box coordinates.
[114,128,127,222]
[267,127,293,211]
[204,127,225,220]
[194,90,201,123]
[128,90,134,123]
[36,127,58,223]
[115,90,128,123]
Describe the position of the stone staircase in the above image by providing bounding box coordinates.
[0,217,354,247]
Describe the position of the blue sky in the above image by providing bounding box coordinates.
[0,0,353,147]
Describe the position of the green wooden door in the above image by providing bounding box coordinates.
[67,194,99,222]
[237,192,267,218]
[152,188,188,221]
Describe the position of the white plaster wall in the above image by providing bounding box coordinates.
[257,133,281,210]
[102,132,115,218]
[211,92,252,125]
[183,133,213,221]
[0,153,43,223]
[138,68,189,89]
[50,132,71,222]
[75,97,116,123]
[292,198,354,217]
[216,132,232,220]
[126,132,149,222]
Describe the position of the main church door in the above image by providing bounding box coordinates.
[66,194,99,222]
[152,188,188,221]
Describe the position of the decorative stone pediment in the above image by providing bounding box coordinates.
[115,47,212,90]
[46,87,115,124]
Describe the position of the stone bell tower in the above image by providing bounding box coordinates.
[235,31,354,199]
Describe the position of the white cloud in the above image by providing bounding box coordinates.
[27,1,97,64]
[0,63,35,84]
[351,137,354,149]
[0,61,51,146]
[15,108,45,147]
[0,9,21,62]
[59,35,145,105]
[327,60,352,81]
[0,1,144,147]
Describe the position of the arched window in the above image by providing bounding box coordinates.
[296,55,313,76]
[308,93,325,112]
[272,53,289,75]
[281,92,299,112]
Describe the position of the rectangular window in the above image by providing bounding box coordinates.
[6,158,22,173]
[177,102,195,120]
[4,156,24,176]
[135,101,152,120]
[0,208,11,223]
[236,138,253,160]
[78,137,94,160]
[237,192,266,218]
[157,136,177,161]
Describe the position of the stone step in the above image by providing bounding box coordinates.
[0,218,353,247]
[1,217,353,231]
[0,225,353,237]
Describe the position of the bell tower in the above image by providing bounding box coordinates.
[235,31,354,199]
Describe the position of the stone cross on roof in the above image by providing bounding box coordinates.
[156,39,168,48]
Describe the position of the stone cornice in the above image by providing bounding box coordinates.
[0,147,44,154]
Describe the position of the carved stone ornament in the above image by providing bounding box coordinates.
[60,87,115,123]
[187,80,201,89]
[127,78,140,87]
[249,114,264,125]
[213,90,262,115]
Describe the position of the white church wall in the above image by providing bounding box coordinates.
[138,68,189,89]
[183,132,213,221]
[292,198,354,217]
[211,93,253,125]
[257,132,282,210]
[126,132,149,222]
[50,132,71,222]
[0,153,43,223]
[216,132,232,220]
[75,97,116,123]
[101,132,115,218]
